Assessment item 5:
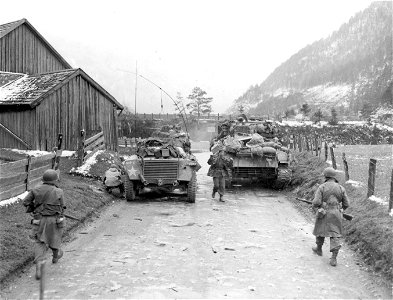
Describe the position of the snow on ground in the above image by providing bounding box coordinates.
[61,150,75,157]
[70,150,104,175]
[0,191,29,207]
[306,83,352,106]
[346,180,364,187]
[368,195,389,206]
[10,149,50,156]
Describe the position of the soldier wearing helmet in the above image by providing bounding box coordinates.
[207,145,233,202]
[103,164,124,196]
[23,169,66,280]
[311,167,350,267]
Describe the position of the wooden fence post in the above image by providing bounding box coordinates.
[314,137,319,156]
[389,169,393,212]
[305,137,310,151]
[342,153,349,181]
[367,158,377,198]
[330,147,337,169]
[324,142,328,161]
[39,261,46,300]
[298,136,303,152]
[77,130,85,167]
[25,156,31,191]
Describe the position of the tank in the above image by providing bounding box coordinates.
[213,117,291,189]
[122,132,199,202]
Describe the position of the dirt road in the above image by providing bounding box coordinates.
[2,152,390,299]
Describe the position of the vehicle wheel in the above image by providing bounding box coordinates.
[124,176,136,201]
[272,167,292,190]
[186,172,197,203]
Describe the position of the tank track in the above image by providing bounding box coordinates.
[272,167,292,190]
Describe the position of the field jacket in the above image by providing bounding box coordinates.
[23,183,64,216]
[312,179,350,237]
[104,168,122,187]
[207,154,232,178]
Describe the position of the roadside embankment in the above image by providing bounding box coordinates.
[288,151,393,283]
[0,155,119,286]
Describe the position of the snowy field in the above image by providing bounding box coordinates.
[333,144,392,205]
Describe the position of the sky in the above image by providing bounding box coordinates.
[1,0,374,113]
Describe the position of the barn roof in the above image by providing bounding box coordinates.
[0,18,72,69]
[0,69,123,109]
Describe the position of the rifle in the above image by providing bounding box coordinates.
[295,197,353,221]
[63,213,80,221]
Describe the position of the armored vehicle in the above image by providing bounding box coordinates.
[214,118,291,189]
[122,135,199,202]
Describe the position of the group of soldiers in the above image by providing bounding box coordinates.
[22,121,350,281]
[207,119,350,266]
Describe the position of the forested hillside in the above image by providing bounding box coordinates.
[230,1,392,119]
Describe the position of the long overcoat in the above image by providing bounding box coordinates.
[312,179,349,237]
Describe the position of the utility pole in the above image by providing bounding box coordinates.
[134,61,138,142]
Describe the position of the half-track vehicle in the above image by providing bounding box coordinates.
[122,130,199,202]
[213,116,291,189]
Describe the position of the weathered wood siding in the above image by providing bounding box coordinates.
[0,24,69,74]
[0,109,35,149]
[34,75,118,151]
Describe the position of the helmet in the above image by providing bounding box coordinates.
[110,164,118,169]
[42,169,59,183]
[323,167,336,179]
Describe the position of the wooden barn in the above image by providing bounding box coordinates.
[0,18,123,151]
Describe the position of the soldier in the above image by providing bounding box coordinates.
[23,169,66,280]
[312,167,350,266]
[103,164,124,196]
[207,146,232,202]
[210,122,230,151]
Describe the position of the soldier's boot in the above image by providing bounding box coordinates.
[35,261,43,280]
[312,244,323,256]
[52,249,63,264]
[219,195,225,202]
[212,191,216,198]
[330,249,339,267]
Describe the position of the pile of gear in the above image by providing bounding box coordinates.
[136,137,190,159]
[211,119,289,157]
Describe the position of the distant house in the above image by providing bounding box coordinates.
[0,18,123,151]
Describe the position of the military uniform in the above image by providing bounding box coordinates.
[312,167,350,266]
[23,169,65,279]
[207,151,232,202]
[103,165,124,194]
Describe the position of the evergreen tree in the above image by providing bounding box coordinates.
[312,108,324,124]
[329,108,339,125]
[360,103,374,119]
[300,103,311,119]
[186,87,213,119]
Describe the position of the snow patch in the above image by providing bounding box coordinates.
[0,191,29,207]
[10,149,50,157]
[70,150,104,175]
[368,195,388,205]
[346,180,364,187]
[60,150,75,157]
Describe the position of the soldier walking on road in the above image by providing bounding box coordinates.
[23,169,66,280]
[312,167,350,266]
[207,146,232,202]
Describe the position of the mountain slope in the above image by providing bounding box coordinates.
[229,1,392,117]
